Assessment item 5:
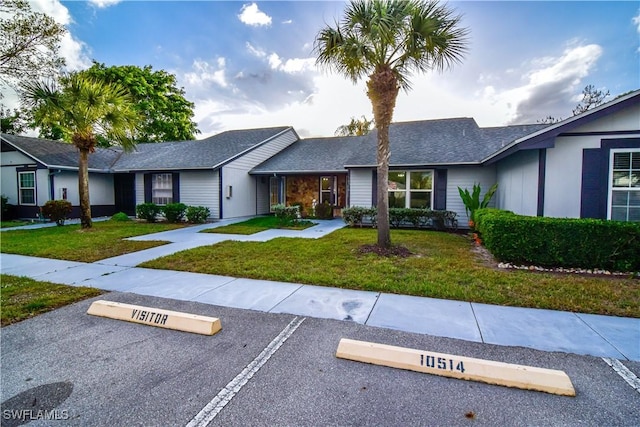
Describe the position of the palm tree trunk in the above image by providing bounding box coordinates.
[78,148,92,229]
[376,125,391,248]
[368,67,399,248]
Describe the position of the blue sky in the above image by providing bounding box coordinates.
[10,1,640,137]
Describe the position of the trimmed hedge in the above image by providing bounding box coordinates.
[162,202,187,223]
[475,208,640,272]
[342,207,457,230]
[272,204,300,226]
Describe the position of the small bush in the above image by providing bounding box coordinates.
[41,200,73,226]
[314,202,334,219]
[186,206,210,223]
[272,204,300,226]
[111,212,131,222]
[136,203,162,222]
[342,206,376,227]
[162,202,187,223]
[475,208,640,271]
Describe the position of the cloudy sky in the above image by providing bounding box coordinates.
[6,1,640,138]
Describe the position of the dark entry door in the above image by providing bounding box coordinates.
[114,174,136,215]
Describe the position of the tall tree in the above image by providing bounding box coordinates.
[82,62,200,143]
[0,0,66,91]
[572,84,609,116]
[315,0,468,248]
[335,115,375,136]
[0,107,28,135]
[21,73,140,229]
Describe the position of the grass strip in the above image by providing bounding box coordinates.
[141,228,640,318]
[203,215,315,235]
[1,274,103,326]
[0,220,184,262]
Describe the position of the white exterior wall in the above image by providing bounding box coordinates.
[495,150,539,216]
[446,166,497,225]
[179,170,220,219]
[348,169,373,207]
[50,171,113,206]
[1,151,38,205]
[222,129,298,218]
[543,104,640,218]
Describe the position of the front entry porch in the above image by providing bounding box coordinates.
[267,174,348,217]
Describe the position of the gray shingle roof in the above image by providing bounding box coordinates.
[1,133,122,171]
[251,118,549,172]
[112,126,291,171]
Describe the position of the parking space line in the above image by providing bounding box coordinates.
[602,357,640,394]
[185,317,306,427]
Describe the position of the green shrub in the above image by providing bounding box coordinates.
[186,206,210,223]
[314,202,334,219]
[162,202,187,223]
[111,212,131,222]
[41,200,73,226]
[272,204,300,226]
[475,208,640,272]
[342,207,376,227]
[136,203,161,222]
[342,207,456,230]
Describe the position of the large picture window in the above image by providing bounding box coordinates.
[152,173,173,205]
[388,170,433,209]
[610,150,640,222]
[18,171,36,205]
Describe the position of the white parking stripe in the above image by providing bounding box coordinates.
[602,357,640,394]
[185,317,306,427]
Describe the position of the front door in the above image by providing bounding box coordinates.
[114,174,136,215]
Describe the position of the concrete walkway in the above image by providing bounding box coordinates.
[1,218,638,361]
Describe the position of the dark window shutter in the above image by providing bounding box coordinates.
[144,173,152,203]
[172,173,180,203]
[580,149,607,219]
[371,170,377,207]
[433,169,447,210]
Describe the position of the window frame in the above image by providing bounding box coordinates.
[319,176,337,205]
[607,148,640,222]
[388,170,434,209]
[151,173,173,206]
[18,171,36,206]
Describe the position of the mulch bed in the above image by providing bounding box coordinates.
[357,244,412,258]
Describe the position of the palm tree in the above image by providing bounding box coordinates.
[315,0,468,248]
[21,72,139,228]
[335,115,374,136]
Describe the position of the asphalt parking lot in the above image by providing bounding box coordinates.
[2,292,639,427]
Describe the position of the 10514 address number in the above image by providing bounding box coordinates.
[420,354,465,373]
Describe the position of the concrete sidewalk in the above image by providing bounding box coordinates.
[1,218,638,361]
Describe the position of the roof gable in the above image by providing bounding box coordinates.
[1,133,121,171]
[112,126,291,171]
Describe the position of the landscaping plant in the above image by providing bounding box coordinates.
[136,203,162,222]
[162,202,187,223]
[458,183,498,227]
[41,200,73,226]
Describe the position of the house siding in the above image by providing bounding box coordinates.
[256,175,270,214]
[447,166,497,225]
[349,169,373,207]
[179,170,219,219]
[496,150,539,217]
[222,129,298,218]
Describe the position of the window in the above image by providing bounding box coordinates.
[610,150,640,222]
[152,173,173,205]
[388,170,433,209]
[320,176,337,205]
[18,171,36,205]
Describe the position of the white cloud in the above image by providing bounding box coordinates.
[238,3,272,27]
[87,0,122,9]
[633,11,640,33]
[282,19,293,25]
[246,42,267,58]
[184,59,228,88]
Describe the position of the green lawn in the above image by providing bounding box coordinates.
[141,228,640,318]
[203,215,316,235]
[0,220,185,262]
[1,274,103,326]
